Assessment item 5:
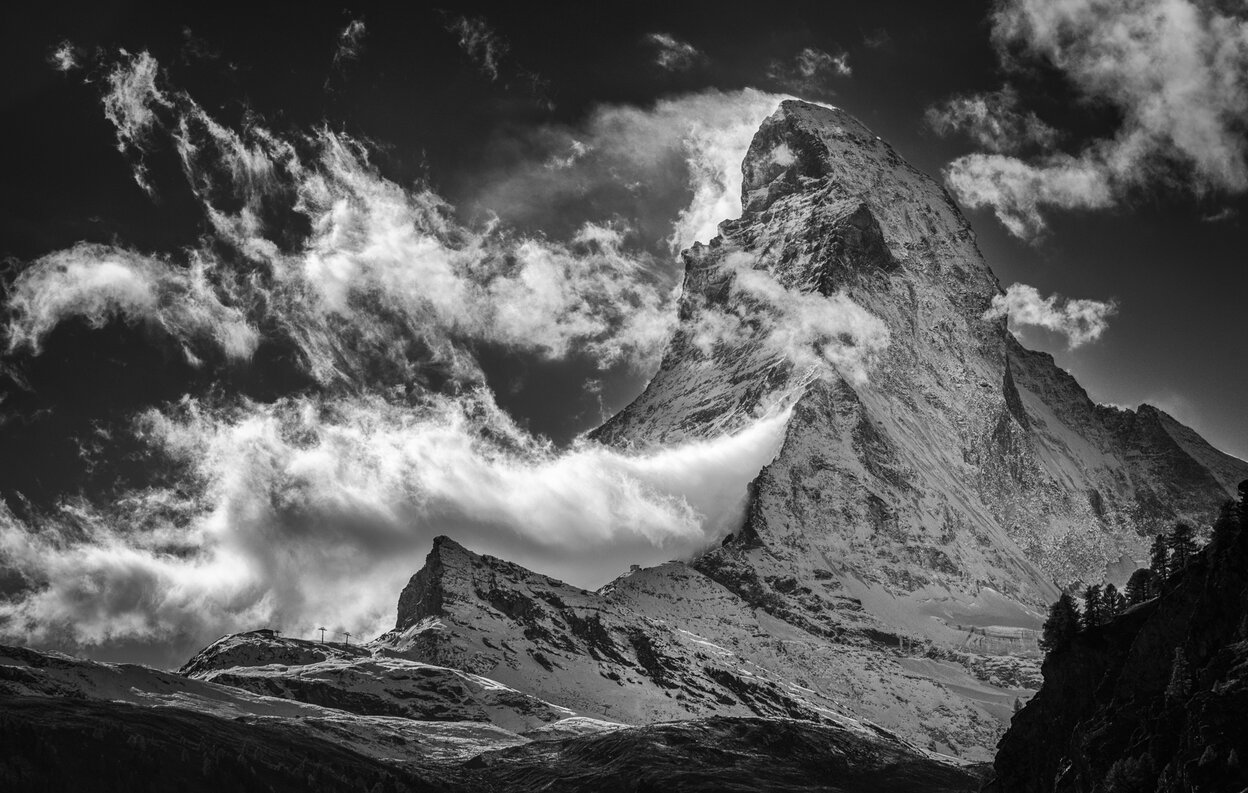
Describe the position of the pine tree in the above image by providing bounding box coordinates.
[1102,583,1125,619]
[1169,523,1197,574]
[1149,535,1169,581]
[1041,593,1081,654]
[1082,584,1104,628]
[1238,479,1248,531]
[1165,648,1192,702]
[1212,499,1239,546]
[1125,568,1156,604]
[1013,697,1023,714]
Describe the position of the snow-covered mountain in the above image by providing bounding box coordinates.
[3,100,1242,786]
[595,99,1246,649]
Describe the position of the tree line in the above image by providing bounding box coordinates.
[1040,481,1247,655]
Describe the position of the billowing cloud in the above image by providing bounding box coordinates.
[985,283,1117,348]
[943,151,1114,239]
[445,15,508,81]
[0,390,794,662]
[644,33,706,71]
[474,88,804,255]
[926,86,1058,154]
[689,252,890,385]
[942,0,1248,238]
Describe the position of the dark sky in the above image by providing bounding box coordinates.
[3,0,1245,461]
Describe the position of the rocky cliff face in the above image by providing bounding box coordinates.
[986,508,1248,792]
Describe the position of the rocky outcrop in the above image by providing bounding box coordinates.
[986,505,1248,792]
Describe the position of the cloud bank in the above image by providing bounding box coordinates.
[985,283,1117,348]
[938,0,1248,237]
[0,391,794,663]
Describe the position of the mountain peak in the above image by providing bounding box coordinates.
[740,100,892,214]
[395,535,477,629]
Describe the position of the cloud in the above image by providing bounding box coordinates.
[688,252,890,385]
[942,0,1248,238]
[644,33,706,71]
[332,18,367,69]
[1201,206,1236,223]
[943,151,1114,238]
[70,51,676,388]
[474,88,800,255]
[4,244,259,365]
[445,14,508,81]
[767,47,851,96]
[48,40,80,73]
[926,86,1058,154]
[0,390,794,662]
[863,29,891,50]
[985,283,1117,348]
[102,50,172,194]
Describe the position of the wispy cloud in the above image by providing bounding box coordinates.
[445,14,508,81]
[48,40,80,73]
[767,47,851,96]
[939,0,1248,239]
[985,283,1117,348]
[1201,207,1236,223]
[101,50,171,195]
[332,18,367,69]
[926,86,1057,154]
[644,32,706,71]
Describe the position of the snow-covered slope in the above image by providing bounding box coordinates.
[181,630,577,733]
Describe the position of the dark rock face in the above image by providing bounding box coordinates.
[986,517,1248,793]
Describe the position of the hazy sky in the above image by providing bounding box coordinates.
[2,0,1246,666]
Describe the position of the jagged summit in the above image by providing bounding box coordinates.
[741,101,907,213]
